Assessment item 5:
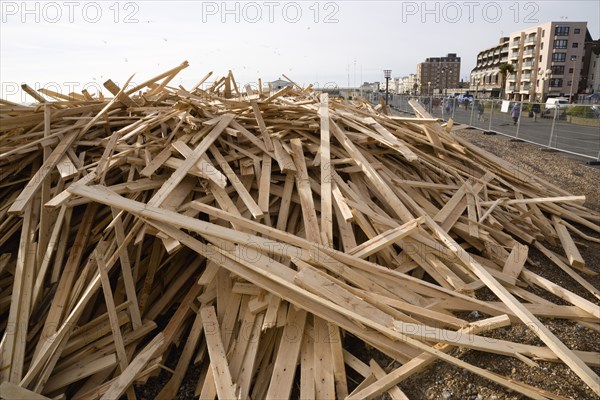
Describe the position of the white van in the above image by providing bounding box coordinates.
[545,98,569,110]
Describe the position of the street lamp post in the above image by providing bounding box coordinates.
[441,67,453,96]
[568,59,576,102]
[427,81,432,112]
[441,68,446,96]
[383,69,391,105]
[538,68,551,102]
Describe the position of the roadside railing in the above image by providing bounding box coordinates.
[365,93,600,162]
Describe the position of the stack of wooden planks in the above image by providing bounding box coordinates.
[1,62,599,400]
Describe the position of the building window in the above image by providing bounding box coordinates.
[554,39,568,49]
[572,42,579,48]
[552,53,566,62]
[539,55,543,62]
[571,55,577,61]
[569,68,574,73]
[555,26,570,36]
[549,78,563,87]
[574,28,581,34]
[541,42,544,50]
[552,65,565,74]
[542,29,545,37]
[567,81,572,86]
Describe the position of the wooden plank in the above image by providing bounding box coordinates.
[265,306,307,400]
[8,129,80,215]
[144,220,570,399]
[332,182,353,222]
[313,316,336,399]
[272,137,297,173]
[171,141,228,188]
[319,93,333,246]
[330,120,414,223]
[110,208,143,328]
[33,203,96,362]
[348,217,422,259]
[300,321,316,399]
[502,243,528,279]
[209,145,264,219]
[258,153,272,214]
[200,306,237,400]
[94,244,133,400]
[2,203,35,383]
[363,117,418,162]
[251,101,274,151]
[369,359,410,400]
[346,315,511,400]
[289,138,321,242]
[479,195,586,207]
[424,215,600,396]
[100,333,164,400]
[329,323,348,399]
[156,309,204,400]
[552,216,585,269]
[0,382,52,400]
[148,114,233,207]
[44,354,117,394]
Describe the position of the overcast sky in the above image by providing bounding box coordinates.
[1,1,599,102]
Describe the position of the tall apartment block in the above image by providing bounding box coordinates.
[417,53,461,94]
[470,38,510,98]
[471,21,589,101]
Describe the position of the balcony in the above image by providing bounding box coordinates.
[510,52,519,59]
[522,61,534,69]
[523,50,535,58]
[500,57,508,63]
[525,36,536,44]
[521,73,532,80]
[521,83,532,91]
[507,74,516,81]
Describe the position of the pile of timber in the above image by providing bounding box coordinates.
[1,61,599,400]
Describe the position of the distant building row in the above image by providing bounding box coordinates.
[389,54,463,95]
[359,22,599,101]
[470,21,599,101]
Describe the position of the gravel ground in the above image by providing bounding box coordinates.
[137,127,600,400]
[391,128,600,400]
[452,127,600,212]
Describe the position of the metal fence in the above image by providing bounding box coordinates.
[366,93,600,161]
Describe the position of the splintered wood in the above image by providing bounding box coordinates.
[1,62,599,399]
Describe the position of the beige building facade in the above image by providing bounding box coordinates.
[471,21,588,101]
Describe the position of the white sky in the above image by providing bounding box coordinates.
[1,0,599,102]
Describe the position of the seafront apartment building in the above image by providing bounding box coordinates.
[471,21,588,101]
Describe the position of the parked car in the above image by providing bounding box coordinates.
[545,97,569,110]
[456,94,474,103]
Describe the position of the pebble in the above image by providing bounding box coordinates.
[442,389,453,399]
[468,310,481,319]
